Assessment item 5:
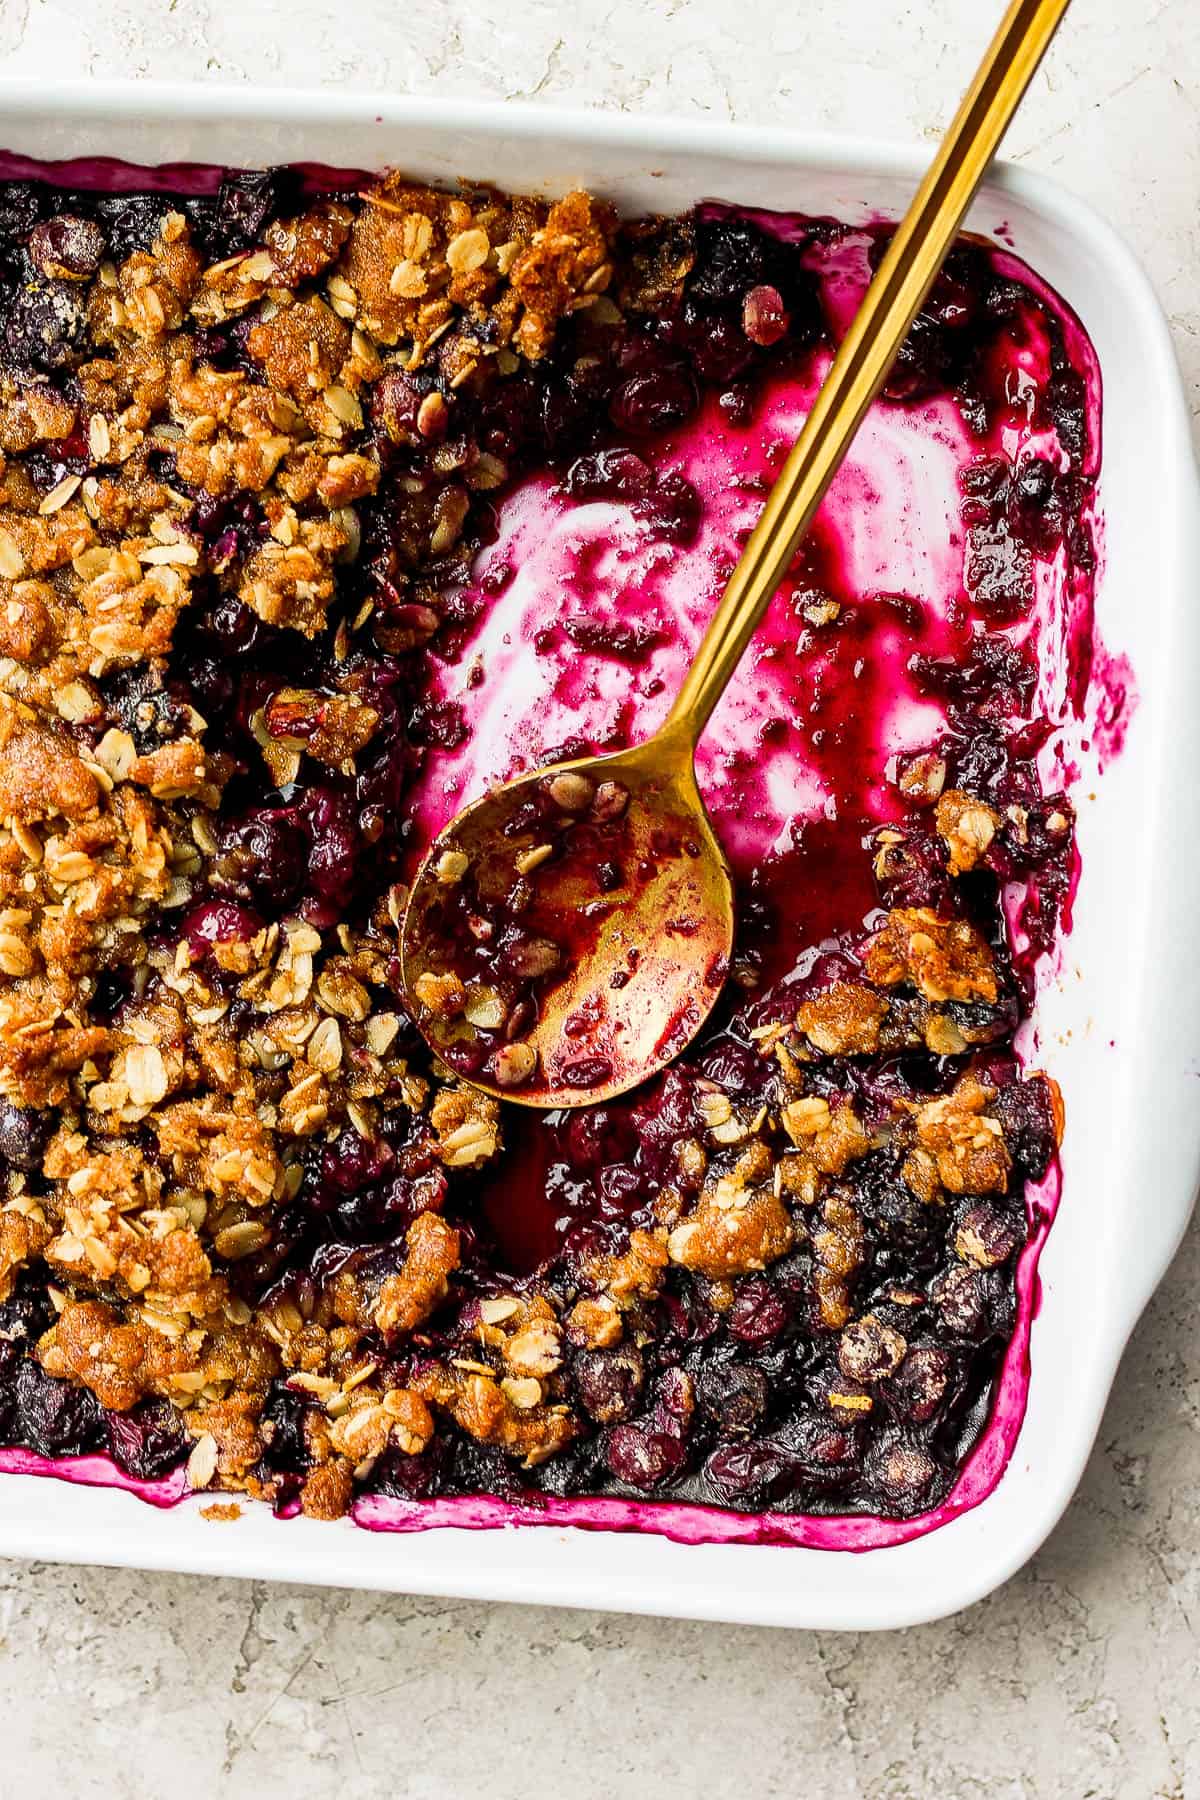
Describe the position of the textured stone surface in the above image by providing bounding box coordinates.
[0,2,1197,1795]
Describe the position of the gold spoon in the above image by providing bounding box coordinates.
[401,0,1071,1108]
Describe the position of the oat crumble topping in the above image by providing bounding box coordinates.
[0,164,1086,1524]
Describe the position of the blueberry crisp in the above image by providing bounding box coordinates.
[0,164,1089,1525]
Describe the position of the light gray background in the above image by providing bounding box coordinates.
[0,3,1197,1795]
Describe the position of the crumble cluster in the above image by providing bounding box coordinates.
[0,172,624,1510]
[0,169,1075,1523]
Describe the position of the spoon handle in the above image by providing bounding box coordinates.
[663,0,1071,745]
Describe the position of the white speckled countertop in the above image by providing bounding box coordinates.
[0,3,1197,1794]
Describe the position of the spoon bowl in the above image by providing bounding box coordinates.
[400,733,735,1107]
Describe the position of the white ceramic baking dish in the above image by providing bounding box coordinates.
[0,80,1196,1630]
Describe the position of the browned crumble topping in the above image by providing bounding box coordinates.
[334,183,614,363]
[0,171,634,1513]
[934,788,1002,876]
[913,1076,1011,1196]
[408,1363,577,1469]
[795,982,889,1057]
[863,906,999,1005]
[667,1141,795,1279]
[199,1499,242,1521]
[373,1213,461,1338]
[582,1226,670,1310]
[0,166,1075,1527]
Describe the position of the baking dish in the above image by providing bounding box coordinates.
[0,79,1196,1630]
